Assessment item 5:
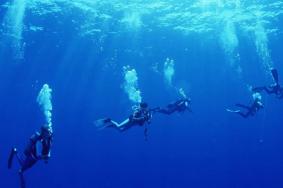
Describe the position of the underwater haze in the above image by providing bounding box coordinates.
[1,0,283,187]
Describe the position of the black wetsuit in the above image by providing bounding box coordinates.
[235,100,264,118]
[19,132,52,173]
[158,99,191,115]
[129,108,152,126]
[8,130,52,188]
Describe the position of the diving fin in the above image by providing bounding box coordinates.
[94,118,112,130]
[271,68,279,84]
[226,109,240,113]
[8,147,17,169]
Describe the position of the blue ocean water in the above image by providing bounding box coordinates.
[1,0,283,188]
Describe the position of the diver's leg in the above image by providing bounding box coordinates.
[17,155,29,188]
[95,118,130,130]
[237,111,249,118]
[116,119,131,130]
[97,118,131,131]
[8,147,18,169]
[107,119,120,128]
[19,155,37,173]
[235,104,251,110]
[15,152,24,166]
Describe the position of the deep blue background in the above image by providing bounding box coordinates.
[0,1,283,188]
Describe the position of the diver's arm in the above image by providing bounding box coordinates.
[237,111,249,118]
[175,100,185,107]
[131,110,145,122]
[43,146,51,160]
[29,132,41,145]
[24,132,41,159]
[40,137,52,163]
[132,111,151,124]
[146,112,153,124]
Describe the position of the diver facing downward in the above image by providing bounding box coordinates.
[226,92,264,118]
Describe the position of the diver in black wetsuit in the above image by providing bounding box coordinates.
[226,93,264,118]
[253,68,283,99]
[8,126,53,188]
[95,102,153,132]
[156,98,192,115]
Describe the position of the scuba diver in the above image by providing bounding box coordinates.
[8,125,53,188]
[95,102,154,132]
[226,92,264,118]
[252,68,283,99]
[156,98,192,115]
